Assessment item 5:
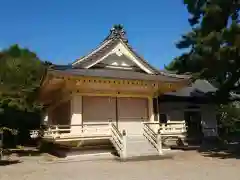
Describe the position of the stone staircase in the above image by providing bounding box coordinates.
[125,135,160,158]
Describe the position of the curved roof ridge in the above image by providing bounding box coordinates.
[72,38,113,66]
[72,25,128,66]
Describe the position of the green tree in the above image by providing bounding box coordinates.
[218,102,240,138]
[166,0,240,100]
[165,0,240,140]
[0,45,47,147]
[0,44,46,112]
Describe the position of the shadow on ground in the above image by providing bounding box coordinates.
[118,154,174,162]
[0,160,21,166]
[0,148,40,166]
[198,142,240,159]
[172,139,240,159]
[5,148,41,157]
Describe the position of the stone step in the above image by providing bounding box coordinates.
[127,136,145,140]
[127,139,147,143]
[127,146,157,151]
[127,152,159,157]
[127,141,152,145]
[127,148,157,154]
[125,135,159,158]
[127,150,158,156]
[126,143,156,150]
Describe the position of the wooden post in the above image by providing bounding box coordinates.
[156,97,160,122]
[71,96,83,133]
[157,129,163,155]
[115,97,119,128]
[148,97,154,122]
[48,126,52,136]
[122,130,127,160]
[55,125,60,138]
[109,119,112,135]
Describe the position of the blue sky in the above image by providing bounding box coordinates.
[0,0,190,69]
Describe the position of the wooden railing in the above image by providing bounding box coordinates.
[159,122,187,136]
[143,122,187,154]
[110,123,127,159]
[143,123,163,155]
[41,123,111,140]
[145,122,187,137]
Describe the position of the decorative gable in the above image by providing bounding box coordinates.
[85,41,155,74]
[92,53,136,70]
[72,25,157,74]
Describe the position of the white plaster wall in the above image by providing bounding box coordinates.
[112,43,154,74]
[100,53,135,67]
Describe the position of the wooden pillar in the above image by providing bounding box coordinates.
[70,95,82,133]
[115,96,119,128]
[153,97,160,122]
[148,97,154,122]
[122,130,127,160]
[157,97,160,122]
[157,129,163,155]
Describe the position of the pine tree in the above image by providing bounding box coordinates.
[166,0,240,100]
[0,44,46,112]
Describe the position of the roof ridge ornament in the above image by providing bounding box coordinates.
[109,24,128,42]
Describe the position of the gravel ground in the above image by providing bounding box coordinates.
[0,151,239,180]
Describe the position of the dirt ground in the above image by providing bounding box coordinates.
[0,150,240,180]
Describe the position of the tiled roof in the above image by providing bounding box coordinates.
[163,80,217,97]
[50,67,189,82]
[71,25,190,80]
[160,79,240,102]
